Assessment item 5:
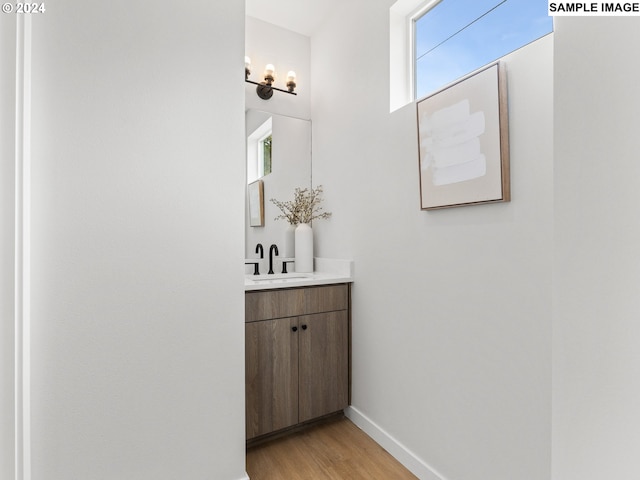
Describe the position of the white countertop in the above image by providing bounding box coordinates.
[244,258,354,291]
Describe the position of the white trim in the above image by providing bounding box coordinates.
[345,406,447,480]
[389,4,411,112]
[14,13,31,480]
[408,0,442,101]
[389,0,442,112]
[409,0,443,21]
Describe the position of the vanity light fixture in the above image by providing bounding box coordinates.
[245,56,297,100]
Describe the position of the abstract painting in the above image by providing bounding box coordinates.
[417,62,510,210]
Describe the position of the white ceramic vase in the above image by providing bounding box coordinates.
[283,223,296,258]
[294,223,313,273]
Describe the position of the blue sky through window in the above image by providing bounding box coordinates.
[415,0,552,99]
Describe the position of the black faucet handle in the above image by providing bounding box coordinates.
[282,260,295,274]
[255,243,264,258]
[245,261,260,275]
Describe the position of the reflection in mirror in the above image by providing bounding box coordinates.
[247,180,264,227]
[247,115,272,182]
[245,110,311,262]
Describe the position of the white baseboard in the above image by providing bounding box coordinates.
[345,406,447,480]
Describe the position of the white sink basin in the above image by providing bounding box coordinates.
[246,273,313,281]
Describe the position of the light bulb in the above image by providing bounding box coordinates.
[264,64,275,77]
[285,71,297,93]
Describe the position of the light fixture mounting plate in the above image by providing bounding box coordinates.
[256,84,273,100]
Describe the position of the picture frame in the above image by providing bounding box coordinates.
[248,179,264,227]
[417,62,510,210]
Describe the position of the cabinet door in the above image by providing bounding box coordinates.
[245,317,299,439]
[298,310,349,423]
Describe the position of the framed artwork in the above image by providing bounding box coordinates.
[248,179,264,227]
[417,62,510,210]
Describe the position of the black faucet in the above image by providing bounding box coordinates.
[268,244,279,274]
[255,243,264,259]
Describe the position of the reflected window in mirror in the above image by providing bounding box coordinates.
[261,134,272,177]
[247,116,272,183]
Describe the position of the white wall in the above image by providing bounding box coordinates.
[552,17,640,480]
[24,1,246,479]
[1,14,17,480]
[311,1,552,478]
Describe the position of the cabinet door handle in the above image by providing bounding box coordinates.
[291,326,298,332]
[301,324,307,330]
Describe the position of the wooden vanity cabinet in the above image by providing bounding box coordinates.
[245,284,350,440]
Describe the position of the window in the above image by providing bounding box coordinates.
[414,0,552,99]
[261,134,272,177]
[246,116,272,183]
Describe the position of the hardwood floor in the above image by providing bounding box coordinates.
[246,415,417,480]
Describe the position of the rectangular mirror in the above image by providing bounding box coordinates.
[245,110,311,257]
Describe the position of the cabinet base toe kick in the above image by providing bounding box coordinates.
[246,411,346,447]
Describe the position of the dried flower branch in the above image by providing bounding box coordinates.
[271,185,332,225]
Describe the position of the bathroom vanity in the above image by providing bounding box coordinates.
[244,261,353,441]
